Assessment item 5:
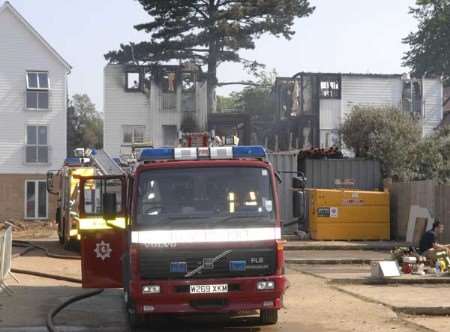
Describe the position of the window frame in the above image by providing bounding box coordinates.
[78,176,127,218]
[122,125,145,145]
[125,71,142,92]
[319,76,341,99]
[24,180,48,220]
[26,71,50,90]
[25,125,49,164]
[161,71,177,94]
[26,71,50,111]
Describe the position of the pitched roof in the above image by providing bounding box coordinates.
[0,1,71,71]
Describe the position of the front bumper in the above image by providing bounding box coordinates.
[131,275,287,314]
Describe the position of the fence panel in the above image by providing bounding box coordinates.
[0,229,5,282]
[436,184,450,243]
[268,152,298,234]
[390,181,434,240]
[390,181,450,241]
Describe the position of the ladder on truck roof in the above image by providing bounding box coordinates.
[90,150,124,176]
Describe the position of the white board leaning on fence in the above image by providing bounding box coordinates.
[406,205,434,244]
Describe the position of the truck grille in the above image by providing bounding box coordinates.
[139,247,276,280]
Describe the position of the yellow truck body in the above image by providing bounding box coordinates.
[309,189,390,240]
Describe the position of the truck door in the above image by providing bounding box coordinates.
[77,176,127,288]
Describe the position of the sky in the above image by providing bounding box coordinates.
[5,0,418,111]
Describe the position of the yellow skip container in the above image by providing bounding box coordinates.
[308,189,390,240]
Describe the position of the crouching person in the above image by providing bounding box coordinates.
[419,220,450,261]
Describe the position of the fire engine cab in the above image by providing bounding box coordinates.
[75,141,286,327]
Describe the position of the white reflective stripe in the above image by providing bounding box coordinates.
[131,227,281,244]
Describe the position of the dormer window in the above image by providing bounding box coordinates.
[26,71,49,110]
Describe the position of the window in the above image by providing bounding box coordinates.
[126,72,141,91]
[83,178,123,216]
[182,72,195,92]
[320,77,341,99]
[162,125,178,146]
[123,125,145,144]
[162,71,177,93]
[136,167,275,228]
[25,180,48,219]
[26,125,48,163]
[26,71,49,110]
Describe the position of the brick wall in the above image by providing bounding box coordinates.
[0,174,57,221]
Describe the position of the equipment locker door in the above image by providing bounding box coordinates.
[77,176,127,288]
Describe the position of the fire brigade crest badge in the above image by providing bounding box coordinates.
[94,241,112,261]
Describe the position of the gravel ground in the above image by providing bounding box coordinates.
[0,240,447,331]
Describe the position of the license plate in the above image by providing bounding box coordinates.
[190,284,228,294]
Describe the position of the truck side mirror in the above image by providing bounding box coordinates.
[103,193,117,220]
[292,176,306,190]
[293,190,305,220]
[46,171,59,195]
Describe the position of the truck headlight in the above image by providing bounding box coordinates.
[142,285,160,294]
[257,281,275,290]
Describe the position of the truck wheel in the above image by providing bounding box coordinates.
[128,310,144,330]
[58,224,64,244]
[259,309,278,325]
[125,290,144,330]
[64,239,80,251]
[58,217,65,244]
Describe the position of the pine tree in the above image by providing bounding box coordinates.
[105,0,314,112]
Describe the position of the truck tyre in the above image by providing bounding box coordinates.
[58,223,64,244]
[128,310,144,330]
[64,238,80,251]
[125,290,144,330]
[259,309,278,325]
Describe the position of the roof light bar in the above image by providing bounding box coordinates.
[174,148,197,160]
[210,146,233,159]
[138,148,173,161]
[232,146,266,159]
[137,145,267,162]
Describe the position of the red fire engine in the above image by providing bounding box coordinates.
[76,141,287,327]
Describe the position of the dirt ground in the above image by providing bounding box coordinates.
[0,239,448,331]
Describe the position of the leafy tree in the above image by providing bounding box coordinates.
[403,0,450,85]
[341,106,422,180]
[217,69,276,116]
[412,125,450,182]
[217,95,238,113]
[105,0,314,112]
[67,94,103,155]
[233,69,276,120]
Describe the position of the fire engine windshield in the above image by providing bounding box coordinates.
[136,167,275,228]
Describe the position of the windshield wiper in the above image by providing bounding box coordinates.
[215,213,271,224]
[166,214,212,220]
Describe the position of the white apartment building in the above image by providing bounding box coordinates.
[0,2,71,220]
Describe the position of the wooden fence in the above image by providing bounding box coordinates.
[390,180,450,242]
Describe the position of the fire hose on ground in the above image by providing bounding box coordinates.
[46,288,104,332]
[11,240,105,332]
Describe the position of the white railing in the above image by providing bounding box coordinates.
[0,226,17,295]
